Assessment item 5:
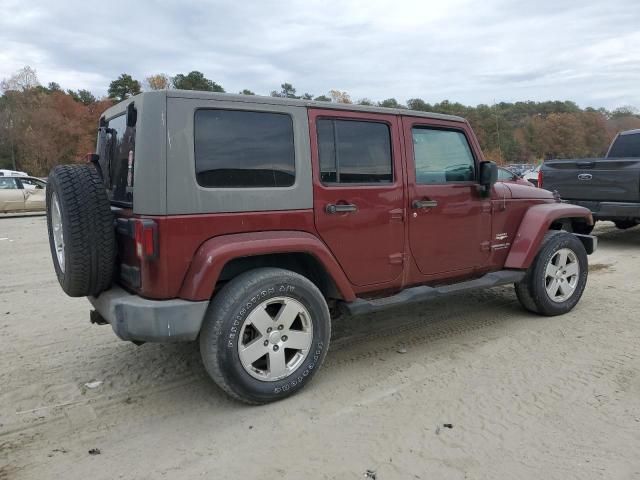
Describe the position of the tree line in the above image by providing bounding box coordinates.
[1,66,639,176]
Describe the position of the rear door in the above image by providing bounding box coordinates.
[401,117,491,276]
[542,159,640,202]
[0,177,25,212]
[309,109,405,288]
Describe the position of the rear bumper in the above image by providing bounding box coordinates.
[88,287,209,342]
[570,200,640,220]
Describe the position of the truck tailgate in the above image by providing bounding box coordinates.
[542,158,640,202]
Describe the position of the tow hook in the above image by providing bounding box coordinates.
[89,310,108,326]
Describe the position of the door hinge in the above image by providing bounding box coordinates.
[388,253,406,265]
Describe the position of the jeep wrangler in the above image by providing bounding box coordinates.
[45,90,596,404]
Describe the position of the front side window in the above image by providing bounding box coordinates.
[0,178,18,189]
[195,109,295,188]
[317,119,393,184]
[608,133,640,158]
[19,177,46,189]
[412,128,475,184]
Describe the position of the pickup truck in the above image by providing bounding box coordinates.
[541,129,640,233]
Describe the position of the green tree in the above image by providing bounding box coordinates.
[108,73,141,101]
[357,98,374,106]
[47,82,62,92]
[271,83,299,98]
[239,89,255,95]
[313,95,331,102]
[173,71,224,92]
[68,89,96,105]
[378,98,402,108]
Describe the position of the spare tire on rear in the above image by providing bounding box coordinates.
[46,164,116,297]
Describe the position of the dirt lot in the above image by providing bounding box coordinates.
[1,215,639,480]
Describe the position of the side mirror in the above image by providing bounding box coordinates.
[479,161,498,196]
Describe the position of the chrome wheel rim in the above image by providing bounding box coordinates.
[545,248,579,303]
[238,297,313,382]
[51,193,65,272]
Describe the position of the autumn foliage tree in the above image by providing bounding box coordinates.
[0,67,112,175]
[2,65,640,176]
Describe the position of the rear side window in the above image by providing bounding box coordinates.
[105,113,135,205]
[0,178,18,189]
[608,133,640,158]
[195,110,295,188]
[317,119,393,184]
[412,128,475,184]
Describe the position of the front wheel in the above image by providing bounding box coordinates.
[515,231,588,316]
[199,268,331,404]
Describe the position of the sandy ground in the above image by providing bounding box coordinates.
[0,215,639,480]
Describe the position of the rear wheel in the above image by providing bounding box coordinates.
[515,231,588,316]
[46,164,115,297]
[199,268,331,404]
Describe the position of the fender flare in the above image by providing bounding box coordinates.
[504,203,593,269]
[178,231,356,301]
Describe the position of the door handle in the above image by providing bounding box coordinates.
[326,203,357,214]
[412,199,438,209]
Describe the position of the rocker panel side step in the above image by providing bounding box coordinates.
[342,270,526,316]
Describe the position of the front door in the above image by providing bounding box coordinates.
[310,109,405,287]
[402,117,491,277]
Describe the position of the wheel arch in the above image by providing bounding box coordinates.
[178,231,356,302]
[505,203,593,269]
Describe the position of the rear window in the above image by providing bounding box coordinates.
[194,109,295,188]
[608,133,640,158]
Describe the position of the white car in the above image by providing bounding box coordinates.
[523,165,541,187]
[0,169,28,177]
[0,176,47,213]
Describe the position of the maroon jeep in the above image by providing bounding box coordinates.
[46,91,595,404]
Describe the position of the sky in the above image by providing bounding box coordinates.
[1,0,639,109]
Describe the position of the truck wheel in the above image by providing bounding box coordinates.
[515,231,588,316]
[614,220,637,230]
[46,164,115,297]
[199,268,331,404]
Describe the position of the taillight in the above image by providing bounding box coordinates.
[538,168,543,188]
[134,219,158,260]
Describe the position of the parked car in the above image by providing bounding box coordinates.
[505,163,535,177]
[541,129,640,233]
[497,167,536,186]
[0,176,46,213]
[45,91,595,404]
[523,165,541,187]
[0,169,28,177]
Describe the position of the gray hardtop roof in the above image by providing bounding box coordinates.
[620,129,640,136]
[112,90,466,123]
